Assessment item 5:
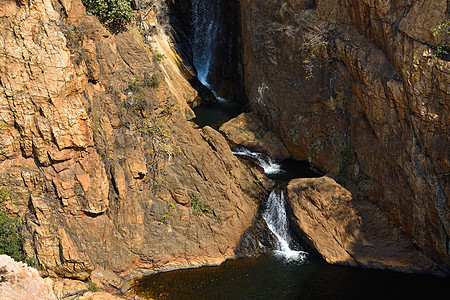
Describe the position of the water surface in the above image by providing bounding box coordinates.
[193,99,244,128]
[133,254,449,300]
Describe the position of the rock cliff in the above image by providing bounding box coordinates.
[0,0,264,280]
[239,0,449,268]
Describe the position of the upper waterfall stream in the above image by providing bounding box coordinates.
[191,0,221,88]
[188,0,245,128]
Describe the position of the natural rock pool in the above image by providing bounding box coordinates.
[132,254,449,299]
[132,147,449,299]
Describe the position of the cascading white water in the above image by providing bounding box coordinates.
[263,190,307,261]
[232,148,284,175]
[191,0,219,88]
[232,147,307,261]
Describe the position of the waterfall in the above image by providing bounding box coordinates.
[191,0,220,88]
[263,190,307,261]
[232,147,307,261]
[232,148,284,175]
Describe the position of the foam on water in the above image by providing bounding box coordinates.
[232,148,284,175]
[263,190,308,262]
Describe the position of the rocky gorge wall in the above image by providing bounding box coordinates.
[0,0,266,281]
[239,0,449,268]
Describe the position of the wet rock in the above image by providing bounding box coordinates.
[78,291,126,300]
[90,268,130,293]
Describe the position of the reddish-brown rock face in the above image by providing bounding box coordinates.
[239,0,449,267]
[0,0,263,280]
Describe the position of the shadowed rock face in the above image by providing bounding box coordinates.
[287,177,441,275]
[0,0,264,280]
[239,0,449,267]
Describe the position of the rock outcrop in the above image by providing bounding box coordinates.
[219,112,290,160]
[0,255,56,300]
[239,0,449,268]
[287,177,440,274]
[0,0,263,280]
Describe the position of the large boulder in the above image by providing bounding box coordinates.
[287,177,441,275]
[219,112,290,160]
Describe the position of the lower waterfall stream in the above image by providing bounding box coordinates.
[133,148,449,299]
[263,190,307,262]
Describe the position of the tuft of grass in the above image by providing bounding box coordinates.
[190,193,211,216]
[88,281,99,292]
[158,203,176,224]
[432,21,450,59]
[155,50,166,63]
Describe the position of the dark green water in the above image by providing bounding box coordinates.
[266,158,324,183]
[192,99,244,128]
[133,254,449,300]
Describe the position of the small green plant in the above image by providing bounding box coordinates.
[0,187,23,261]
[158,203,176,224]
[432,21,450,59]
[0,188,39,267]
[143,73,160,88]
[432,43,449,58]
[190,192,211,216]
[155,50,167,63]
[0,187,10,205]
[0,187,22,262]
[343,95,352,104]
[88,281,99,292]
[433,21,450,37]
[339,147,352,165]
[0,212,25,262]
[82,0,134,32]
